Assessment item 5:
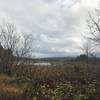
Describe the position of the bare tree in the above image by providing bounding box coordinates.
[0,22,33,74]
[83,9,100,61]
[15,33,33,64]
[81,39,94,57]
[87,10,100,46]
[80,38,95,72]
[0,23,21,51]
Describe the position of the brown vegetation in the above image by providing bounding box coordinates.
[0,60,100,100]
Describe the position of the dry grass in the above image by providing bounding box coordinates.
[0,83,23,95]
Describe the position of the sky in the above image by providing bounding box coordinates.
[0,0,99,58]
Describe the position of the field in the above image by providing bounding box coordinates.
[0,60,100,100]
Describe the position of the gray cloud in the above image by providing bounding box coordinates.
[0,0,99,57]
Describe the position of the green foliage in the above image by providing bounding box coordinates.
[54,83,74,99]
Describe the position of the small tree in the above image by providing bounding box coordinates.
[80,38,94,72]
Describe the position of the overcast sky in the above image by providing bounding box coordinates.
[0,0,99,58]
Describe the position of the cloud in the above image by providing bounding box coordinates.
[0,0,99,57]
